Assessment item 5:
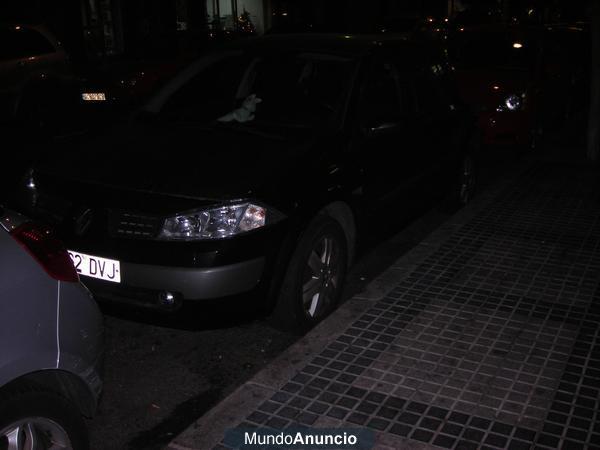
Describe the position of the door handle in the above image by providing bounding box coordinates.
[369,122,398,133]
[365,122,401,137]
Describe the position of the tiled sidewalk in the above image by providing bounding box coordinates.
[169,162,600,450]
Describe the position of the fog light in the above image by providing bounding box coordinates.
[158,291,176,307]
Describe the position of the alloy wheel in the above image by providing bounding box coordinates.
[302,235,341,319]
[459,156,476,205]
[0,417,71,450]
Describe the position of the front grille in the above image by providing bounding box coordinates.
[109,211,161,239]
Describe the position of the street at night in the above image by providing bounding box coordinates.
[1,1,599,450]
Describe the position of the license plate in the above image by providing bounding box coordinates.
[68,251,121,283]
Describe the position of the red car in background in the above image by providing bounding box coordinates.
[450,24,589,149]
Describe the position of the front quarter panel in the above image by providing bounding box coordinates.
[0,229,58,388]
[57,281,104,400]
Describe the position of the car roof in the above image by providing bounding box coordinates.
[0,23,49,33]
[0,23,61,48]
[219,32,441,59]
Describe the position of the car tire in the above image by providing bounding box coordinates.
[529,125,544,151]
[0,383,89,450]
[443,153,477,212]
[270,215,348,334]
[457,153,477,206]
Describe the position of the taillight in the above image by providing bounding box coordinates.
[10,222,79,282]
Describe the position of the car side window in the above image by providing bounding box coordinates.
[361,59,402,129]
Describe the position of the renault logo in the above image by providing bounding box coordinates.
[74,208,94,236]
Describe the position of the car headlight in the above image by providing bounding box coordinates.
[158,202,281,241]
[497,93,524,112]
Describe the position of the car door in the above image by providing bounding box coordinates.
[355,51,424,213]
[412,63,459,183]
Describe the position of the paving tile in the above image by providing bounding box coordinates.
[205,164,600,450]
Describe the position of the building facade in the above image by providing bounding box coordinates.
[2,0,590,63]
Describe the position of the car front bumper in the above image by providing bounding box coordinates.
[80,256,267,309]
[122,256,265,299]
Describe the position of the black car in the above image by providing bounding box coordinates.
[16,34,477,332]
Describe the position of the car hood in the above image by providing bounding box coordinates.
[454,67,531,111]
[35,122,318,206]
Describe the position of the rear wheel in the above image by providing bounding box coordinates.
[0,385,88,450]
[442,153,477,212]
[458,154,476,206]
[529,125,544,152]
[270,215,348,334]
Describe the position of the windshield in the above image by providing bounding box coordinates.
[146,49,357,129]
[451,30,539,70]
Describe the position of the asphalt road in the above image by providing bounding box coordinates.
[87,151,518,450]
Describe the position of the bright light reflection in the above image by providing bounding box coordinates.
[81,93,106,101]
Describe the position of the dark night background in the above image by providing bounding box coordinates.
[0,1,593,60]
[1,1,600,449]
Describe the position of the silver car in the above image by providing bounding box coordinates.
[0,207,103,450]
